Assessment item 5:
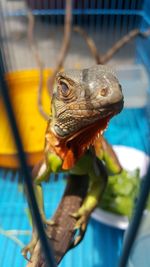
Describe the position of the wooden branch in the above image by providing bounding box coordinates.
[27,10,49,121]
[100,28,150,64]
[74,26,101,64]
[26,174,89,267]
[73,26,150,65]
[47,0,72,96]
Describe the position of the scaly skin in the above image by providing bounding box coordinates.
[22,65,124,260]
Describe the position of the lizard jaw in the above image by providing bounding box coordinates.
[53,99,123,139]
[66,115,111,152]
[46,114,112,170]
[59,115,112,170]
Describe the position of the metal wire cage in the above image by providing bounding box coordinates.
[1,0,149,70]
[0,1,150,267]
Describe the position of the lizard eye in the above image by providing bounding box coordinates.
[60,81,69,96]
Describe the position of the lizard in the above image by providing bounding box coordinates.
[22,65,124,261]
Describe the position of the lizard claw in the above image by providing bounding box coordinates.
[22,217,55,261]
[73,229,85,247]
[69,210,88,248]
[43,218,56,227]
[21,236,38,261]
[70,223,87,249]
[70,210,89,230]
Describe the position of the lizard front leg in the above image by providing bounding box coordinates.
[22,153,62,261]
[94,135,122,174]
[71,158,108,247]
[22,184,54,261]
[21,159,51,260]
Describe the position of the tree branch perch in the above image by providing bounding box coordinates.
[27,10,49,121]
[47,0,72,96]
[26,174,89,267]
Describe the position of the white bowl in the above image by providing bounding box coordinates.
[91,146,150,230]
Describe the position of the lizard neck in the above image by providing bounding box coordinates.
[45,124,78,170]
[45,117,110,170]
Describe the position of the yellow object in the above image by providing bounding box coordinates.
[0,69,52,168]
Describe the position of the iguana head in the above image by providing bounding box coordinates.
[47,65,123,169]
[51,65,123,137]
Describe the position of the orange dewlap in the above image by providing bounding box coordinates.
[45,116,111,170]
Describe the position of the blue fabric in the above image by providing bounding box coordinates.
[0,107,149,267]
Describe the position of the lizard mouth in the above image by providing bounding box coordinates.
[54,99,123,139]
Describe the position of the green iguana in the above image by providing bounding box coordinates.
[22,65,124,261]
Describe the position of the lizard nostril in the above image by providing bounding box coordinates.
[100,87,109,97]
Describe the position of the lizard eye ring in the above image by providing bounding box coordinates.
[59,81,70,97]
[61,82,68,93]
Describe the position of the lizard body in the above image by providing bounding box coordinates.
[22,65,124,260]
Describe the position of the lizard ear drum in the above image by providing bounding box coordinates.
[100,87,110,97]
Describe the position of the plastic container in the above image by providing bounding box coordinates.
[115,64,149,108]
[126,212,150,267]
